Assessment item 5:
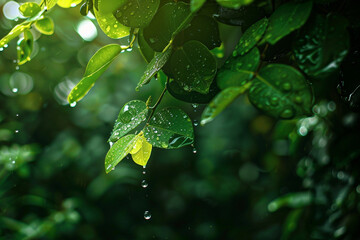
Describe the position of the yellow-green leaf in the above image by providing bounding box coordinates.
[57,0,82,8]
[105,134,137,173]
[17,30,34,65]
[68,44,123,104]
[35,17,54,35]
[131,134,152,166]
[94,0,130,39]
[19,2,41,18]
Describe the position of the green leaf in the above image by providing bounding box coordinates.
[216,0,254,9]
[19,2,41,18]
[0,25,28,48]
[217,47,260,90]
[68,44,123,104]
[143,2,192,52]
[94,0,130,39]
[35,17,54,35]
[109,100,149,142]
[171,40,217,94]
[262,1,312,45]
[235,18,268,56]
[248,64,312,119]
[0,8,46,48]
[201,83,251,125]
[137,46,173,90]
[293,14,349,79]
[167,78,220,104]
[268,192,313,212]
[113,0,160,28]
[144,108,194,149]
[105,134,138,173]
[190,0,206,12]
[96,0,126,13]
[176,15,221,50]
[138,29,155,63]
[17,30,33,65]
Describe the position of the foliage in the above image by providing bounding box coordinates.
[1,0,360,239]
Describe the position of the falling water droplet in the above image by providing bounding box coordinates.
[144,211,151,220]
[141,180,148,188]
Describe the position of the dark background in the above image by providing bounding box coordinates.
[1,1,360,239]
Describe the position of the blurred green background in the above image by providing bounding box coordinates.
[1,1,360,239]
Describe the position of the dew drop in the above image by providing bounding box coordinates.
[141,180,148,188]
[70,102,77,107]
[144,211,151,220]
[12,88,18,93]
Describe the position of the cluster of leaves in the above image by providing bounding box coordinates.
[0,0,358,174]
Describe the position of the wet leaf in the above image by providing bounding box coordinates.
[137,46,172,90]
[248,64,312,119]
[190,0,206,12]
[216,0,254,9]
[168,78,220,104]
[217,47,260,90]
[131,133,152,166]
[19,2,41,18]
[0,8,46,48]
[176,15,221,50]
[113,0,160,28]
[35,17,54,35]
[109,100,148,142]
[144,108,194,149]
[17,30,33,65]
[262,1,312,45]
[143,2,192,52]
[201,83,251,125]
[68,44,123,104]
[171,40,217,94]
[94,0,130,39]
[235,18,268,56]
[105,134,137,173]
[138,29,155,63]
[293,14,349,79]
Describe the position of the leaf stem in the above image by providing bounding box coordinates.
[146,83,168,124]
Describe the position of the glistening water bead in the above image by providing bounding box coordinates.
[141,180,148,188]
[144,211,151,220]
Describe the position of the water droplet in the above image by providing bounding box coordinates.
[193,120,199,127]
[70,102,77,107]
[282,82,292,91]
[12,88,18,93]
[141,180,148,188]
[280,108,294,118]
[15,66,19,70]
[15,130,19,133]
[192,147,197,154]
[144,211,151,220]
